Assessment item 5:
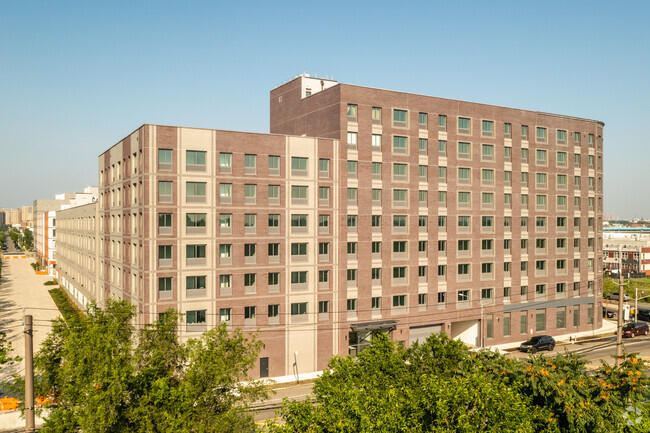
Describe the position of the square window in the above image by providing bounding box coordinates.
[458,117,471,134]
[481,120,494,137]
[536,127,547,143]
[393,109,407,127]
[458,142,471,159]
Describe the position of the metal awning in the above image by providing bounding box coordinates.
[350,320,397,332]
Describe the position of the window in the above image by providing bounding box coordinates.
[291,185,307,202]
[372,268,381,280]
[458,239,470,252]
[557,151,567,167]
[347,269,357,283]
[482,216,493,228]
[186,275,206,291]
[504,146,512,162]
[319,270,329,283]
[219,244,232,258]
[438,216,447,227]
[536,261,546,272]
[419,112,428,128]
[372,134,382,149]
[346,242,357,255]
[589,133,595,147]
[438,240,446,252]
[557,130,567,145]
[481,120,494,137]
[481,288,493,299]
[393,266,406,279]
[159,213,172,233]
[482,169,494,186]
[458,191,471,207]
[319,158,330,176]
[268,304,279,318]
[219,274,231,289]
[319,301,329,314]
[158,181,172,202]
[521,239,528,250]
[347,298,357,312]
[458,290,470,302]
[244,273,256,289]
[393,109,407,127]
[243,243,256,258]
[347,132,358,150]
[319,186,330,204]
[482,239,493,252]
[220,152,232,170]
[347,104,357,122]
[536,195,547,210]
[267,243,279,258]
[372,296,381,309]
[158,149,172,170]
[243,184,256,204]
[372,106,382,124]
[536,173,547,188]
[481,263,493,274]
[219,213,232,230]
[419,215,427,229]
[291,214,307,228]
[458,264,470,275]
[244,306,256,320]
[393,240,407,253]
[348,160,357,178]
[536,149,547,165]
[521,285,528,296]
[438,265,446,277]
[458,117,471,134]
[437,292,446,303]
[419,240,427,253]
[504,123,512,138]
[186,310,206,324]
[393,163,407,179]
[244,154,257,173]
[504,286,511,298]
[291,271,307,284]
[186,182,206,202]
[521,125,529,140]
[458,142,471,159]
[347,215,357,228]
[458,167,470,184]
[291,156,308,173]
[393,136,407,152]
[521,148,528,163]
[438,115,447,131]
[536,127,547,143]
[418,190,428,205]
[219,308,231,323]
[481,192,494,208]
[219,183,232,200]
[244,214,256,231]
[158,277,172,292]
[371,241,381,254]
[438,140,447,156]
[419,165,427,181]
[393,189,407,206]
[186,150,206,170]
[438,166,447,182]
[536,216,547,228]
[419,138,427,154]
[392,295,406,307]
[438,191,446,204]
[268,155,280,174]
[458,215,470,229]
[186,244,206,259]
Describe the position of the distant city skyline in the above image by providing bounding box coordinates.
[2,1,650,217]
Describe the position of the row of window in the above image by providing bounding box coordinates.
[346,104,598,147]
[185,301,316,326]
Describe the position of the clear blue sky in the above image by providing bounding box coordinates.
[1,0,648,218]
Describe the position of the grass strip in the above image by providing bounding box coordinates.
[48,287,84,323]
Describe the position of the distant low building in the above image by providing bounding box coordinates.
[603,227,650,275]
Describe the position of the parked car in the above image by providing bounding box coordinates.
[602,307,615,318]
[518,335,556,353]
[606,292,631,302]
[622,322,649,338]
[636,308,650,322]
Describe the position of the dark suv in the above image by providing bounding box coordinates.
[518,335,556,353]
[622,322,649,338]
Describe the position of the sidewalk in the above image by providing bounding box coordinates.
[0,255,60,381]
[489,319,619,353]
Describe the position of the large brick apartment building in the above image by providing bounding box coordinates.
[56,74,604,379]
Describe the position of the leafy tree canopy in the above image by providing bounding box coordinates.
[269,333,649,433]
[34,300,268,433]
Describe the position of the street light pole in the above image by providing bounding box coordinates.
[616,245,625,366]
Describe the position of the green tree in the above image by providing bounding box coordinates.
[35,301,268,432]
[9,228,19,244]
[23,228,33,251]
[270,334,649,433]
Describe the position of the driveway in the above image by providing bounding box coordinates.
[0,255,60,381]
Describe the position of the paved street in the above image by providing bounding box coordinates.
[0,255,59,381]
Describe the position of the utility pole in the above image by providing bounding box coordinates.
[616,245,625,366]
[24,314,35,432]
